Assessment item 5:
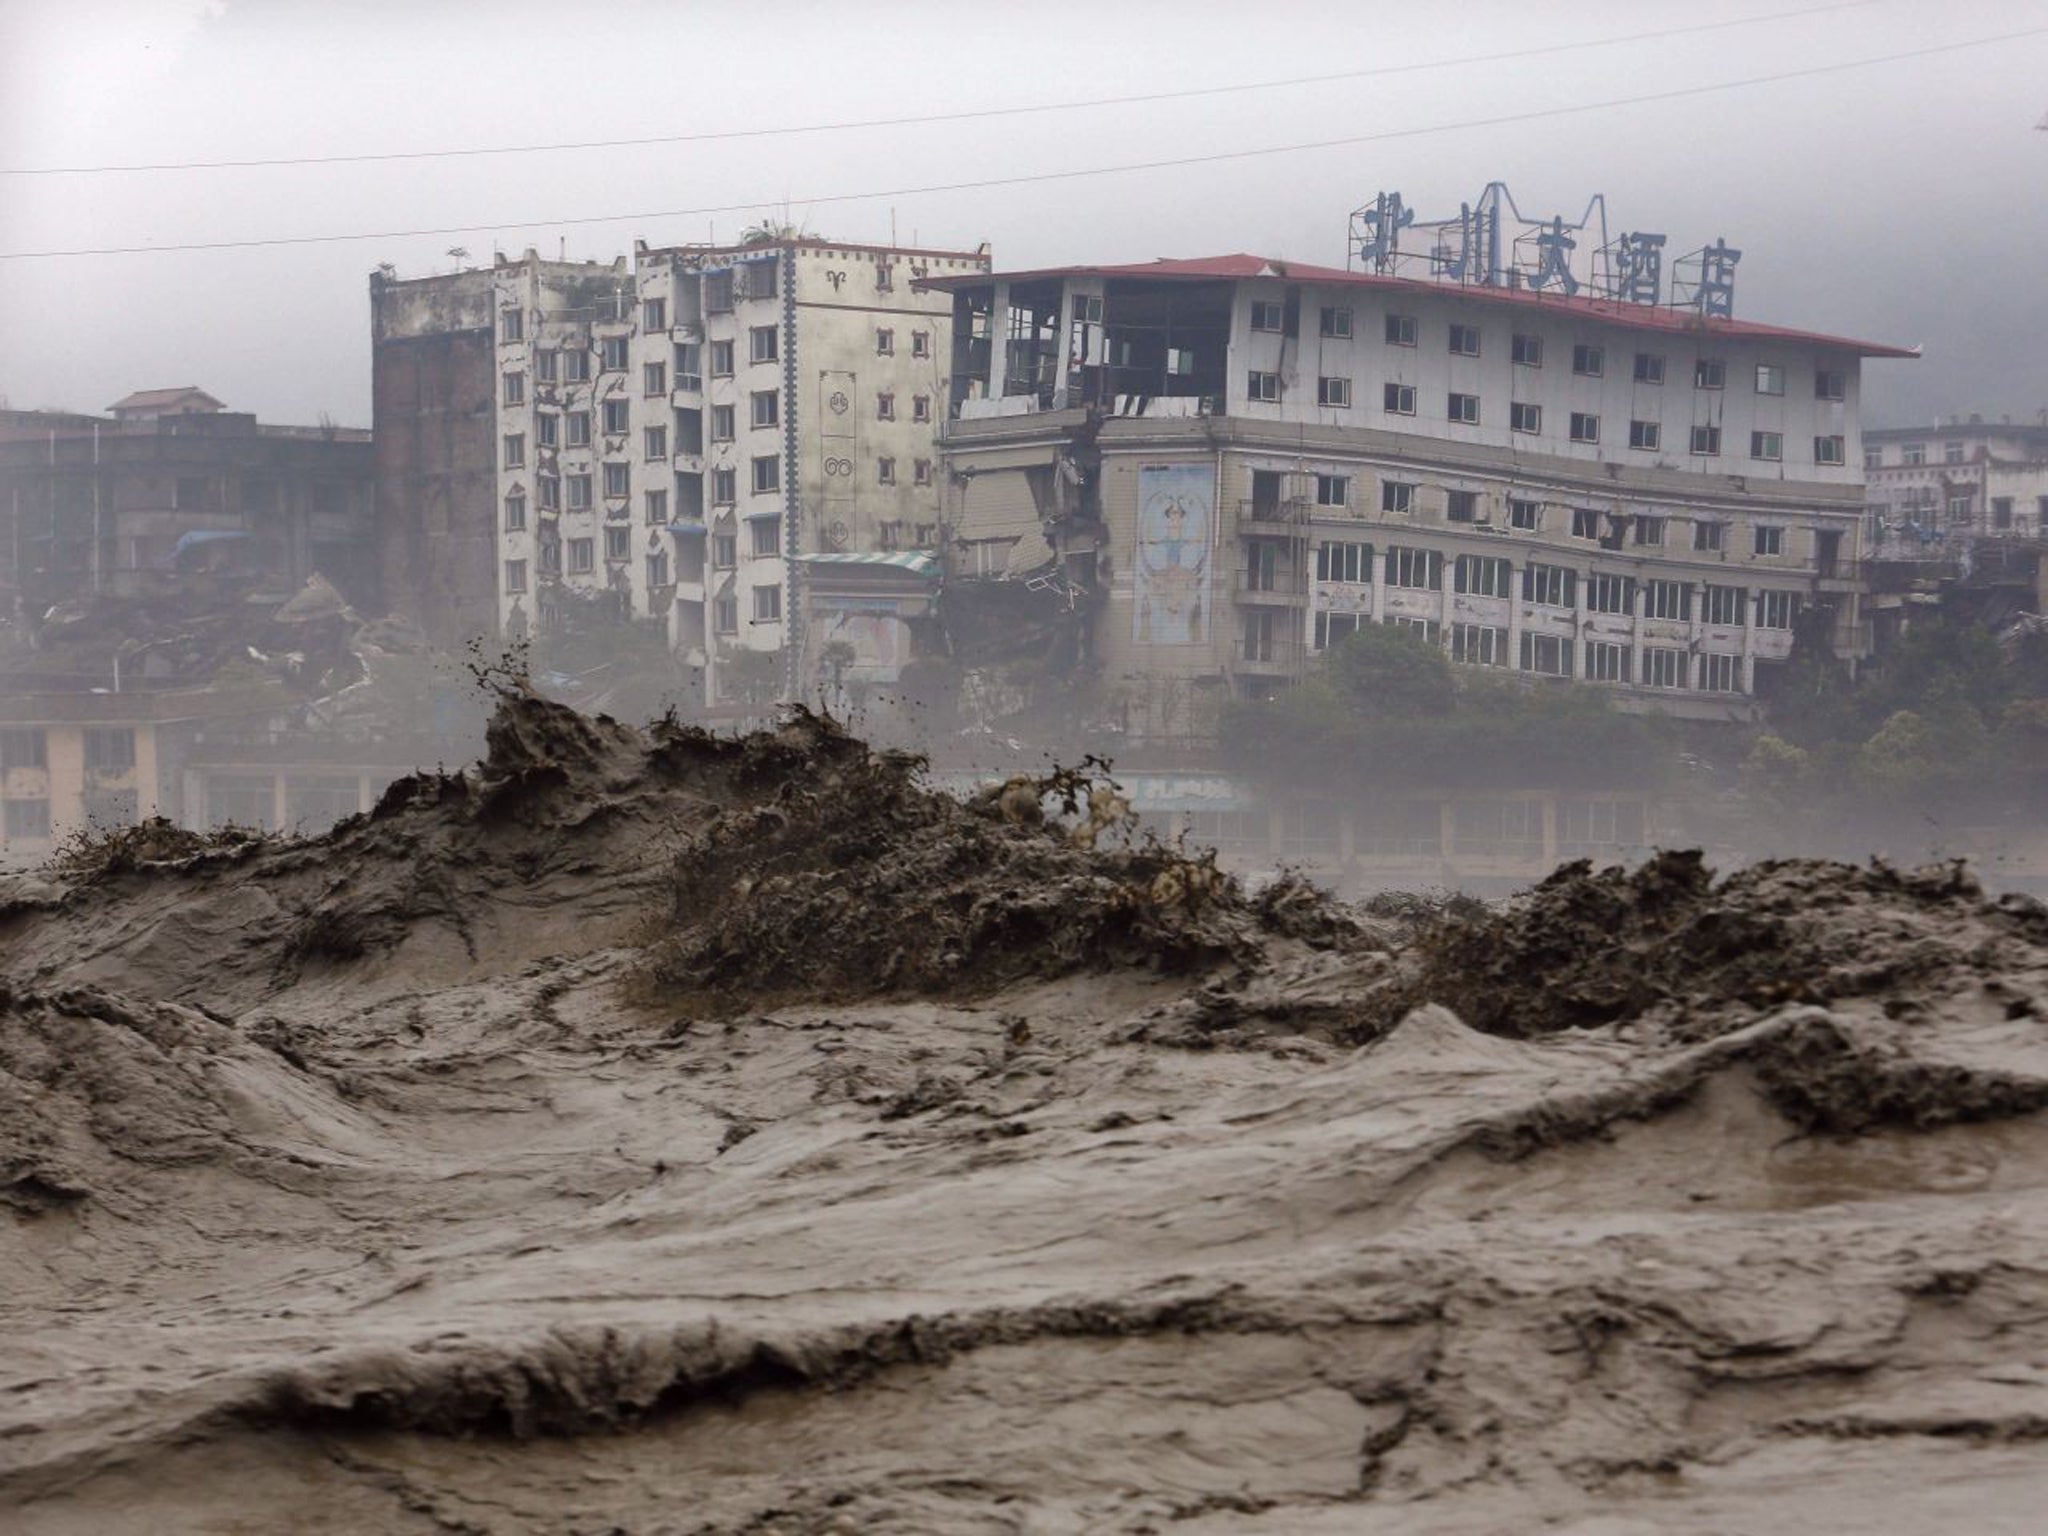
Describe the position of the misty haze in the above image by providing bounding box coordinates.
[3,3,2048,1532]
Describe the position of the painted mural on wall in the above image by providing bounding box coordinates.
[1133,463,1214,645]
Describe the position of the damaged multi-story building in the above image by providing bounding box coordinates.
[926,188,1913,744]
[371,235,989,705]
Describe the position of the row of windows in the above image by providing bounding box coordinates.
[1311,613,1750,691]
[505,392,933,469]
[1337,479,1796,554]
[504,452,931,532]
[1314,542,1800,625]
[1274,376,1848,465]
[1264,306,1849,401]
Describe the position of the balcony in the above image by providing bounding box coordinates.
[1235,568,1308,605]
[1238,497,1310,533]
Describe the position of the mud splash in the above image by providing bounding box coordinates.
[3,691,2047,1534]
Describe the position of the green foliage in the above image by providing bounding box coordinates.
[1321,625,1456,719]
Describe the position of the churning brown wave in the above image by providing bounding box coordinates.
[3,691,2046,1534]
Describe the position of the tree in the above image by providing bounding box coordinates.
[1321,624,1456,719]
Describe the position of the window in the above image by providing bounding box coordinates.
[1389,617,1441,645]
[753,455,781,494]
[1694,359,1726,390]
[875,328,895,355]
[704,270,734,314]
[504,559,527,593]
[1642,648,1685,689]
[1315,474,1349,508]
[1572,343,1604,377]
[1634,352,1666,385]
[1694,521,1727,552]
[1701,653,1742,693]
[1448,392,1480,425]
[914,458,933,486]
[712,534,737,568]
[913,395,932,423]
[1452,623,1509,667]
[712,467,737,505]
[638,425,665,462]
[644,361,667,397]
[1320,306,1353,338]
[753,390,780,428]
[605,526,630,561]
[1316,541,1372,583]
[1510,401,1541,434]
[705,340,734,380]
[1569,412,1600,444]
[538,536,561,576]
[1751,431,1783,461]
[1247,371,1281,402]
[1815,368,1846,401]
[564,350,591,384]
[750,517,780,557]
[1454,553,1510,596]
[1448,323,1481,356]
[1902,442,1926,465]
[1629,420,1662,451]
[1446,489,1479,523]
[1758,590,1798,629]
[1864,447,1882,470]
[753,584,782,623]
[1512,333,1544,367]
[601,336,629,371]
[645,488,668,526]
[1385,313,1418,346]
[537,475,561,511]
[501,308,524,343]
[711,405,735,442]
[536,413,559,449]
[748,325,778,364]
[1755,363,1786,396]
[1381,480,1416,514]
[568,537,595,574]
[83,727,135,772]
[1314,612,1364,652]
[1585,641,1630,683]
[646,550,670,588]
[1383,382,1416,415]
[912,330,931,358]
[1519,632,1573,677]
[1242,609,1281,662]
[604,463,630,499]
[502,433,525,468]
[875,391,896,421]
[603,399,630,435]
[1523,563,1576,608]
[1703,584,1744,625]
[534,348,558,384]
[876,456,896,485]
[1586,573,1634,614]
[1570,507,1602,540]
[642,298,667,332]
[1629,516,1665,552]
[1690,424,1722,456]
[713,595,738,634]
[1385,546,1442,589]
[1509,498,1541,531]
[874,260,894,292]
[567,474,592,510]
[504,490,527,530]
[1753,525,1785,556]
[1814,435,1846,466]
[503,372,525,407]
[1318,377,1352,408]
[566,411,591,448]
[1643,579,1691,621]
[1250,300,1284,332]
[1993,496,2016,529]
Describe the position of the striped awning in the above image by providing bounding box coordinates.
[793,551,940,579]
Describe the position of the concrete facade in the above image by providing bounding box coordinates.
[931,254,1910,742]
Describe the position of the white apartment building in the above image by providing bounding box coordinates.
[1863,417,2048,554]
[372,237,989,703]
[930,251,1912,739]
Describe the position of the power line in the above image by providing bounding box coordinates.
[0,0,1885,177]
[5,25,2041,263]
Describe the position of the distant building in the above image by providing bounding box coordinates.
[926,247,1911,741]
[0,394,376,620]
[370,236,990,706]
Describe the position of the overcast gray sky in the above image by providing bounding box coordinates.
[2,0,2043,430]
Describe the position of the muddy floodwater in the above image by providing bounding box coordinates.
[4,692,2046,1534]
